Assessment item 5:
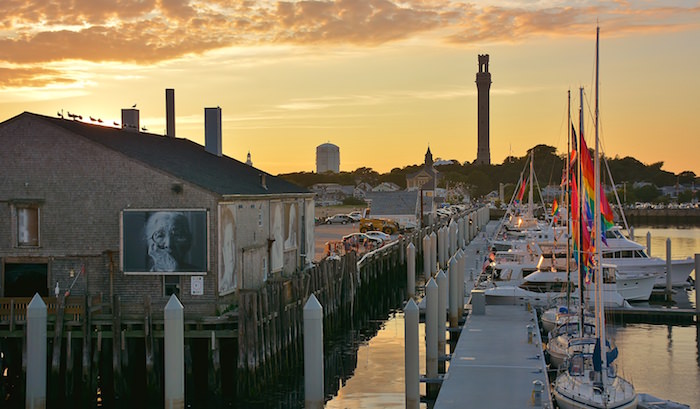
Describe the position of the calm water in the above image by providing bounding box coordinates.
[324,224,700,408]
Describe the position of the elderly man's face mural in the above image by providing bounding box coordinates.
[146,212,192,272]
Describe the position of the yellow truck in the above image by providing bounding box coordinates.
[359,218,400,235]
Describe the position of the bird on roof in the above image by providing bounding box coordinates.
[132,104,137,108]
[90,116,96,121]
[141,126,148,131]
[57,111,63,118]
[97,118,103,123]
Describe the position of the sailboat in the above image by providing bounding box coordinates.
[553,27,638,409]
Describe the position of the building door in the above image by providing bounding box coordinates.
[3,263,48,297]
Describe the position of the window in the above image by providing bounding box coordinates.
[164,275,181,297]
[17,206,40,247]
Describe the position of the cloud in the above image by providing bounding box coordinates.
[0,0,697,87]
[0,66,74,88]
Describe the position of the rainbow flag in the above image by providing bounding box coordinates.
[551,199,560,217]
[515,176,527,204]
[579,133,614,245]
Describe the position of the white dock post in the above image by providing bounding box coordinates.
[457,249,465,319]
[164,294,184,409]
[404,299,420,409]
[647,231,652,257]
[458,217,466,249]
[666,238,673,297]
[425,278,438,398]
[438,227,446,270]
[304,294,324,409]
[630,225,635,241]
[26,293,47,409]
[448,257,459,328]
[423,234,432,280]
[407,242,416,297]
[695,254,699,315]
[436,270,448,373]
[430,231,437,276]
[449,219,458,258]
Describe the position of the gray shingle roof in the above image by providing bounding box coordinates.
[14,112,309,196]
[365,191,419,216]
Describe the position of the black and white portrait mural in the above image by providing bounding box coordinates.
[219,204,237,295]
[122,210,208,274]
[284,202,297,249]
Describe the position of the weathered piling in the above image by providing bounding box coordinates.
[164,294,185,409]
[404,298,419,409]
[647,231,652,257]
[448,257,459,328]
[449,219,458,258]
[26,294,47,409]
[303,294,324,409]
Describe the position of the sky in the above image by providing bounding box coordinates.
[1,0,699,176]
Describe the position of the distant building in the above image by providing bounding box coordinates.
[316,143,340,173]
[246,151,253,166]
[372,182,401,192]
[406,147,440,193]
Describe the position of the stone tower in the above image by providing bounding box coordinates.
[475,54,491,165]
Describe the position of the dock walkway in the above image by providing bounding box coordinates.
[434,220,553,408]
[434,304,552,409]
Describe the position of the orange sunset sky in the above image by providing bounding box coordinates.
[1,0,699,176]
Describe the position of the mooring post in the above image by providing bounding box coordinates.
[423,234,431,281]
[304,294,324,409]
[666,238,673,299]
[449,219,458,259]
[437,228,446,270]
[430,231,437,276]
[647,231,652,257]
[695,254,699,316]
[407,242,416,297]
[436,270,447,374]
[630,225,635,241]
[448,257,459,328]
[457,249,465,319]
[26,293,47,409]
[164,294,185,409]
[404,298,419,409]
[425,278,439,398]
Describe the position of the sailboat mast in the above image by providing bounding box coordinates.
[528,150,534,218]
[578,86,585,334]
[566,90,572,311]
[594,24,608,374]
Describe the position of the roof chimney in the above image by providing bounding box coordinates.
[121,108,140,132]
[166,88,175,138]
[204,107,222,156]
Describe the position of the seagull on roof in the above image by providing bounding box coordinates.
[132,104,137,108]
[90,116,96,121]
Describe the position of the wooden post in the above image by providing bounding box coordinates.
[404,298,419,409]
[303,294,324,409]
[457,249,465,319]
[81,295,92,403]
[112,295,123,399]
[448,257,459,328]
[208,331,222,399]
[26,293,47,409]
[144,296,158,401]
[407,243,416,297]
[164,294,185,409]
[647,231,652,257]
[50,294,65,402]
[65,331,74,398]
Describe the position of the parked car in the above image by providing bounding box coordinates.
[364,230,392,244]
[347,211,364,222]
[342,233,383,251]
[325,214,353,224]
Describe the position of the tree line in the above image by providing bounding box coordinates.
[279,144,698,204]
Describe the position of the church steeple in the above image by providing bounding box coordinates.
[245,151,253,166]
[425,146,433,167]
